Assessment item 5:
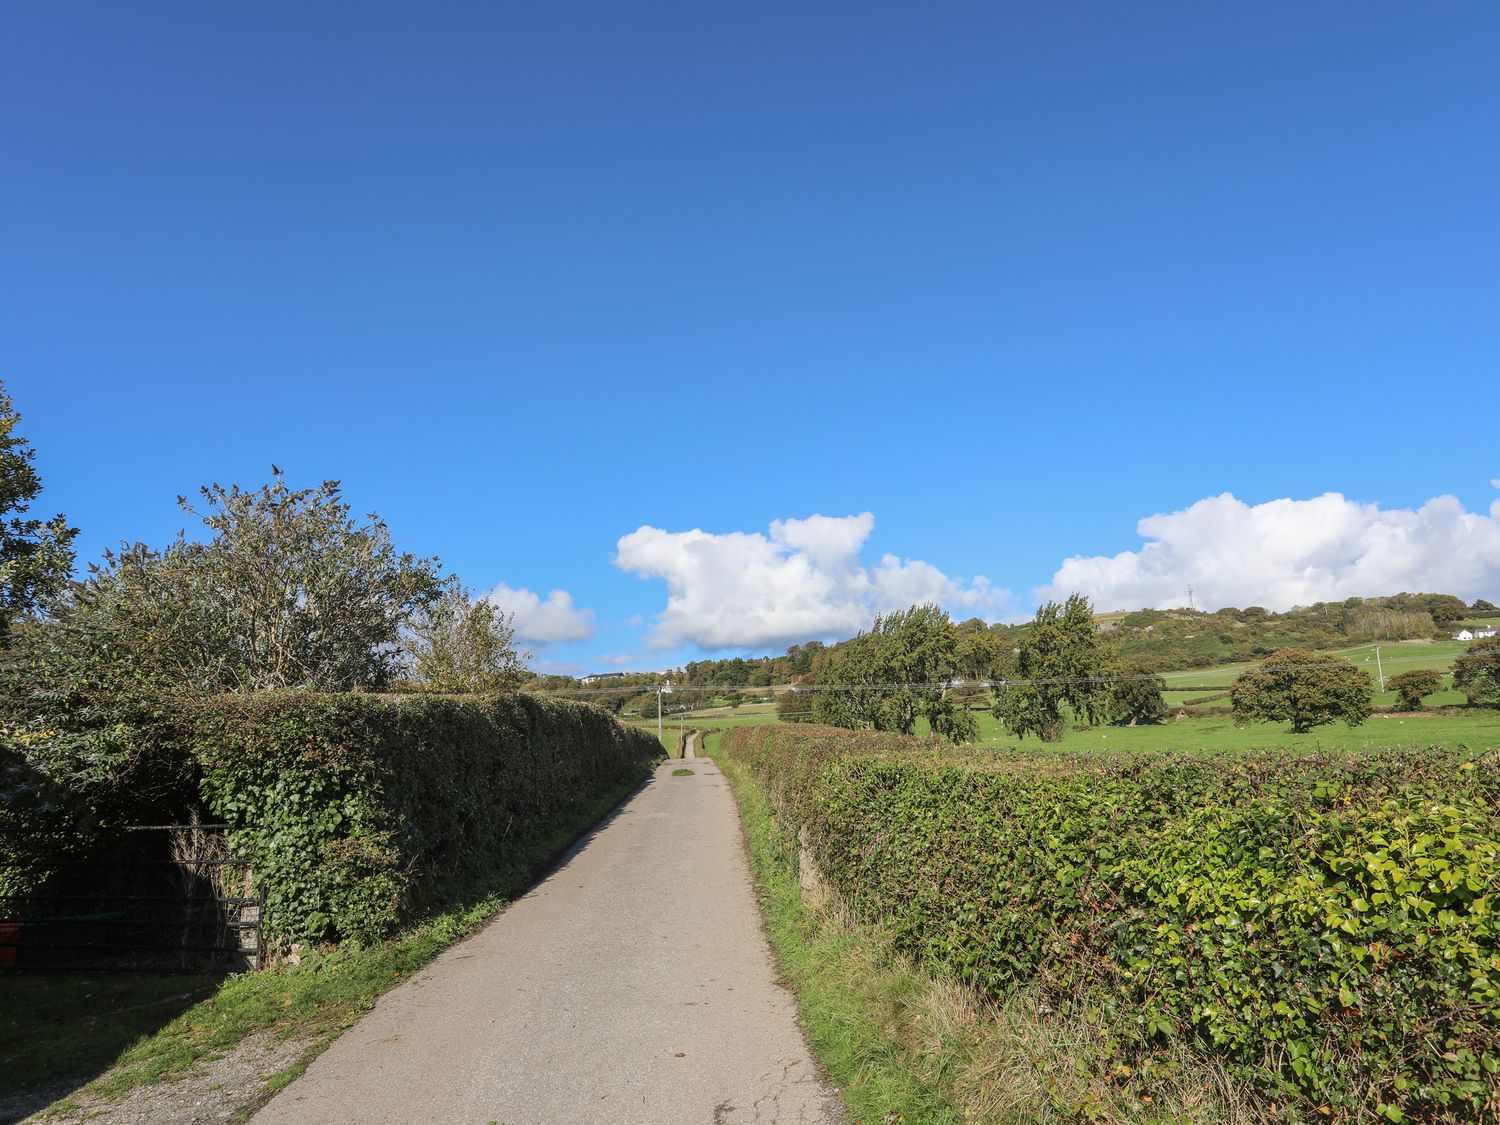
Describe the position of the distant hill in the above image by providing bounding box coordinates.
[1107,593,1492,672]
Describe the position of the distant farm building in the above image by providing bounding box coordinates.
[580,672,628,685]
[1454,627,1496,641]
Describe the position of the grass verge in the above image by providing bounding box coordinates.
[705,734,961,1125]
[9,768,653,1121]
[705,734,1248,1125]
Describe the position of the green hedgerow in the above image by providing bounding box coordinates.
[724,724,1500,1121]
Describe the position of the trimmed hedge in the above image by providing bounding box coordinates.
[725,724,1500,1121]
[193,693,661,946]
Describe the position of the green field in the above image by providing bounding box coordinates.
[625,700,783,746]
[1158,638,1476,711]
[631,642,1500,754]
[663,693,1494,762]
[921,706,1500,754]
[645,701,1499,755]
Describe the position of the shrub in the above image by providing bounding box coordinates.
[723,724,1500,1120]
[776,689,816,723]
[1231,648,1372,733]
[193,693,661,945]
[1110,672,1168,725]
[1388,668,1443,711]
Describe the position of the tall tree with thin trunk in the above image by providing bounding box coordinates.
[994,594,1111,741]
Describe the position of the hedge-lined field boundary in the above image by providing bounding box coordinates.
[193,693,661,946]
[723,724,1500,1122]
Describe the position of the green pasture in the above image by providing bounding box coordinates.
[648,697,1498,755]
[920,706,1500,755]
[1156,638,1475,712]
[625,700,782,743]
[624,638,1500,754]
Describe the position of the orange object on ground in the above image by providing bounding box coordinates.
[0,921,22,968]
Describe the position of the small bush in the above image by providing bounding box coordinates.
[1389,668,1443,711]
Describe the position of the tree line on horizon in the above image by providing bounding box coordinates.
[775,594,1500,743]
[535,591,1496,708]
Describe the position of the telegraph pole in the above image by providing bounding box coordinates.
[1374,646,1384,692]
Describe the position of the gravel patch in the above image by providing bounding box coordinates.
[21,1029,317,1125]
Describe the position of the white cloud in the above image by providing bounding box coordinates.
[482,584,596,645]
[614,513,1009,650]
[1039,489,1500,612]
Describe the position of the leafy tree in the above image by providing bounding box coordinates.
[1471,599,1497,613]
[4,472,446,791]
[1110,670,1168,725]
[76,472,445,693]
[953,620,1009,681]
[0,382,77,643]
[1423,594,1470,626]
[399,585,529,692]
[993,594,1110,742]
[813,603,978,742]
[1452,635,1500,706]
[1387,668,1443,711]
[1230,648,1372,733]
[0,740,94,896]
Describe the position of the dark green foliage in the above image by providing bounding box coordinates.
[1231,648,1373,733]
[952,620,1008,681]
[725,724,1500,1121]
[0,382,77,645]
[1472,600,1498,614]
[1388,668,1444,711]
[1110,671,1168,725]
[192,693,661,945]
[776,688,816,723]
[0,739,96,898]
[1422,594,1472,626]
[1453,636,1500,706]
[994,594,1110,741]
[813,604,978,743]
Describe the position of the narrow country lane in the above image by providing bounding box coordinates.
[253,753,842,1125]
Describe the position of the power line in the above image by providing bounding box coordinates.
[524,666,1429,696]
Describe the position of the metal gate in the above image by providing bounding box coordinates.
[0,823,262,972]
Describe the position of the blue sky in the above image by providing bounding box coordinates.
[3,2,1498,672]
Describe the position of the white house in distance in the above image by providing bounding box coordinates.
[1455,627,1497,641]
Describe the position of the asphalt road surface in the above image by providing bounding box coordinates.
[254,754,843,1125]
